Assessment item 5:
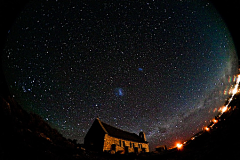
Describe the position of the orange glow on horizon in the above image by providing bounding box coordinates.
[176,143,183,149]
[221,106,228,113]
[212,119,218,123]
[205,127,210,131]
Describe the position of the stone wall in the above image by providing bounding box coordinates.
[103,134,149,154]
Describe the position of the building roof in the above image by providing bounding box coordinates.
[96,118,148,143]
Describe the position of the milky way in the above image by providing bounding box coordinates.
[3,0,238,150]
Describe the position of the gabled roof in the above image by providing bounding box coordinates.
[96,118,148,143]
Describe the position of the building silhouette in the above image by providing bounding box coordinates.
[84,118,149,154]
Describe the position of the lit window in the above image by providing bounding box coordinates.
[139,144,142,148]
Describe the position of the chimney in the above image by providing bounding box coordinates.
[139,132,146,141]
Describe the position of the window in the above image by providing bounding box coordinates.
[119,140,121,147]
[130,142,132,148]
[111,144,116,151]
[132,143,135,148]
[123,141,125,147]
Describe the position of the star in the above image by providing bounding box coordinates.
[2,0,238,151]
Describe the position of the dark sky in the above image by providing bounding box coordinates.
[2,0,239,150]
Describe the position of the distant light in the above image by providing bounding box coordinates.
[221,106,228,113]
[213,119,218,123]
[205,127,210,132]
[138,68,143,71]
[176,143,183,149]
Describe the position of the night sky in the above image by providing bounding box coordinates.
[2,0,239,150]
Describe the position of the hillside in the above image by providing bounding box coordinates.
[140,93,240,160]
[0,96,85,160]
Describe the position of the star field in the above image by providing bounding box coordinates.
[3,0,238,150]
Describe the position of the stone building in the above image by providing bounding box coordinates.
[84,118,149,154]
